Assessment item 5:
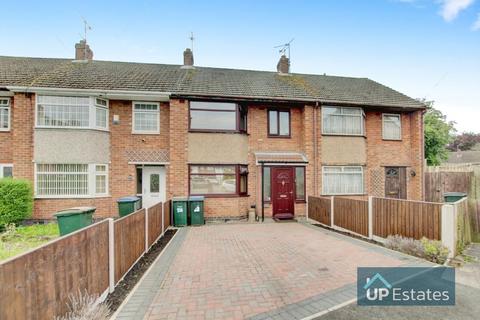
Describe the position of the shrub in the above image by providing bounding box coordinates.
[0,179,33,227]
[385,235,449,264]
[55,290,110,320]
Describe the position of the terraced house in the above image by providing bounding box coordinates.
[0,41,425,221]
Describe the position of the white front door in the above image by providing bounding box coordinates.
[142,166,166,209]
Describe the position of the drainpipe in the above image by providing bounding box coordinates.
[313,101,319,195]
[261,162,265,222]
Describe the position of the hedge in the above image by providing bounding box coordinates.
[0,178,33,227]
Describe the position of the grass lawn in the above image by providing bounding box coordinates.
[0,223,59,261]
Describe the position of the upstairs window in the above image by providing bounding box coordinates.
[189,101,247,132]
[0,99,10,131]
[36,96,109,130]
[383,114,402,140]
[268,109,290,137]
[133,102,160,134]
[322,106,364,136]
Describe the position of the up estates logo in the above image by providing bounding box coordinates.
[357,267,455,306]
[363,273,392,301]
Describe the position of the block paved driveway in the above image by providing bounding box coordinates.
[115,222,427,320]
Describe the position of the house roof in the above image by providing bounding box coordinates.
[0,55,425,109]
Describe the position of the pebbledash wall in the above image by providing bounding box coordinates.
[2,94,424,220]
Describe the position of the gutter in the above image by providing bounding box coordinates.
[5,86,171,101]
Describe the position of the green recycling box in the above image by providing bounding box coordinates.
[173,197,188,227]
[189,196,205,226]
[444,192,467,203]
[54,207,95,236]
[117,196,141,217]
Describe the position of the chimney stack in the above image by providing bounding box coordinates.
[75,40,93,61]
[182,48,194,68]
[277,55,290,74]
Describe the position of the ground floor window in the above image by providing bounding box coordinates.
[0,164,13,178]
[189,164,248,196]
[322,166,364,195]
[262,166,306,202]
[35,163,108,197]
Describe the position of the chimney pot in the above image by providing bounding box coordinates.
[277,55,290,74]
[75,40,93,61]
[183,48,194,68]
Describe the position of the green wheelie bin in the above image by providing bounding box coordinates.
[54,207,95,236]
[172,197,188,227]
[444,192,467,203]
[189,196,205,226]
[117,196,141,217]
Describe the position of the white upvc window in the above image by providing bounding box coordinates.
[132,102,160,134]
[36,95,109,130]
[322,106,365,136]
[383,113,402,140]
[322,166,364,195]
[35,163,108,198]
[0,98,10,131]
[0,164,13,178]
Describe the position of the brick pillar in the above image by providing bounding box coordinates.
[12,93,34,180]
[303,105,315,199]
[168,99,189,197]
[409,110,424,200]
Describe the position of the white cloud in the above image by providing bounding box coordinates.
[473,12,480,30]
[439,0,476,21]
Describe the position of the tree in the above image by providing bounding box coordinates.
[422,100,456,166]
[447,132,480,151]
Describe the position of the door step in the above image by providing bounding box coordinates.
[273,213,295,222]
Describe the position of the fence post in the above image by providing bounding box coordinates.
[368,196,373,239]
[145,207,149,252]
[162,202,165,235]
[441,204,456,259]
[330,196,334,227]
[107,218,115,293]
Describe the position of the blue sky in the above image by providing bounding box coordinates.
[1,0,479,132]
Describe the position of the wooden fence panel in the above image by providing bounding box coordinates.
[163,200,171,232]
[308,196,331,225]
[373,198,442,240]
[148,202,163,247]
[0,221,109,320]
[333,197,369,237]
[114,209,146,283]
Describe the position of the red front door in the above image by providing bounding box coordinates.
[271,167,295,219]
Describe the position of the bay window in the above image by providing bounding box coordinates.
[322,106,364,135]
[322,166,364,195]
[36,96,108,130]
[0,98,10,131]
[133,102,160,133]
[189,101,247,132]
[383,114,402,140]
[189,164,248,196]
[36,163,108,197]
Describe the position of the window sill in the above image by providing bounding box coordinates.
[189,194,250,198]
[267,135,291,139]
[322,133,366,138]
[35,195,111,199]
[382,138,403,141]
[320,193,367,197]
[35,126,109,132]
[189,129,247,134]
[0,129,10,132]
[132,131,160,135]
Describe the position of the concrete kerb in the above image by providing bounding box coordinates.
[109,227,181,319]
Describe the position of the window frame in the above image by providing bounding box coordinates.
[382,113,402,141]
[321,106,365,136]
[188,164,248,197]
[132,101,161,134]
[321,165,365,196]
[188,101,247,133]
[262,165,306,203]
[34,163,109,198]
[35,95,109,131]
[94,164,109,196]
[267,108,291,138]
[0,98,10,132]
[0,164,13,178]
